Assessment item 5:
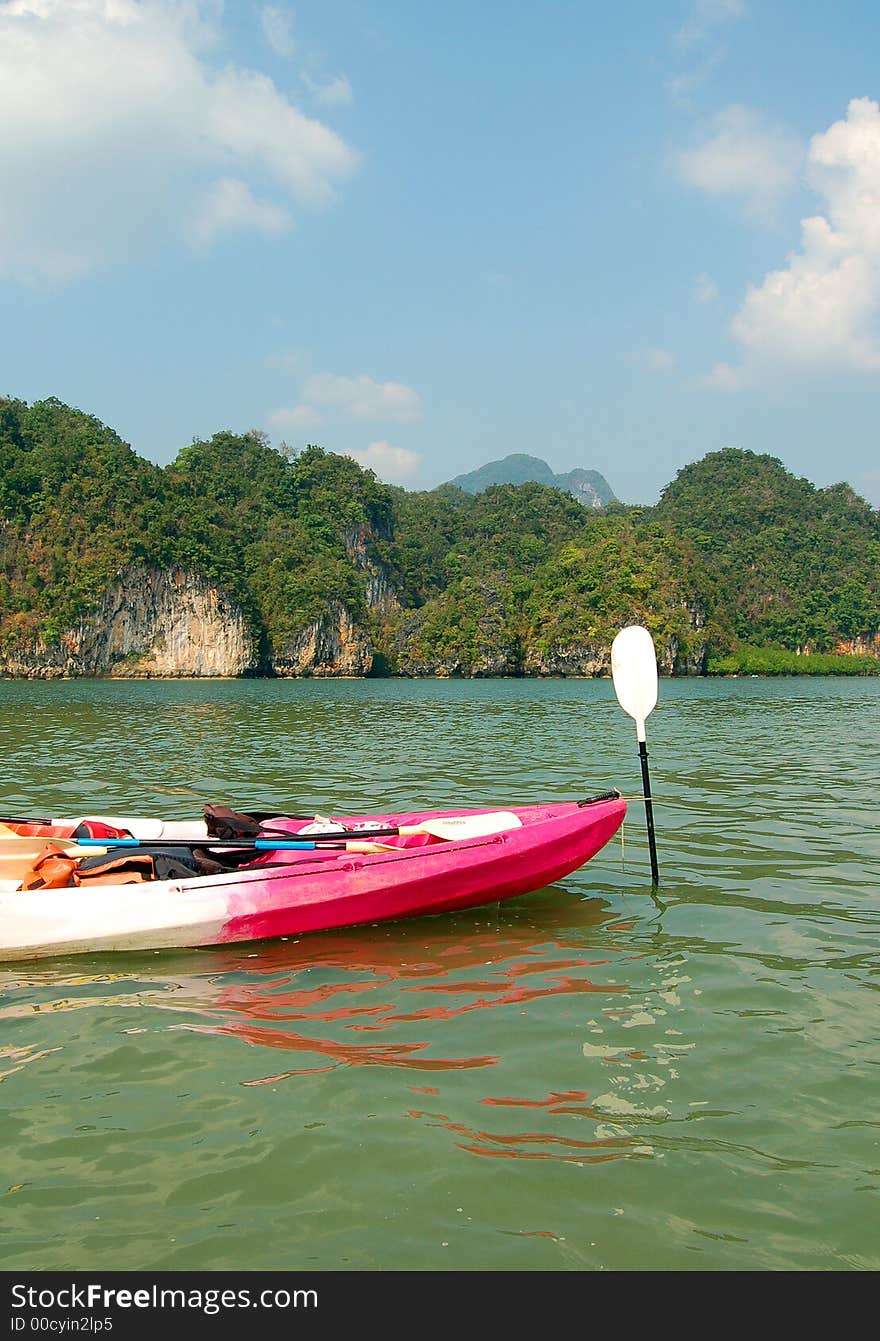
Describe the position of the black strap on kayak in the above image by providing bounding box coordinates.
[577,790,622,806]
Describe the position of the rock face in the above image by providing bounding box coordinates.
[271,600,373,677]
[522,630,707,676]
[553,467,616,509]
[0,558,711,680]
[522,641,609,676]
[265,522,394,675]
[833,631,880,657]
[396,631,708,678]
[0,567,256,678]
[394,593,709,678]
[343,525,400,615]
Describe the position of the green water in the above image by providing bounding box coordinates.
[0,676,877,1272]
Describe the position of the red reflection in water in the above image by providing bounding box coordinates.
[224,1021,499,1080]
[162,897,630,1085]
[407,1104,643,1164]
[480,1090,589,1109]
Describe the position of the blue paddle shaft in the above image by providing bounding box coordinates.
[75,837,320,851]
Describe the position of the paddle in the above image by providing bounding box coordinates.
[70,810,523,853]
[611,624,660,886]
[0,811,525,888]
[74,837,348,851]
[0,810,521,846]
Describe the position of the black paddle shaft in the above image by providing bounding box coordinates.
[638,739,660,886]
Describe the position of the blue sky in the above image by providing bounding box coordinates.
[2,1,880,506]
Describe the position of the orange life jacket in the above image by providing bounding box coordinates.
[18,848,155,890]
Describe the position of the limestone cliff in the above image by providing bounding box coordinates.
[833,631,880,657]
[0,560,711,678]
[271,600,373,677]
[448,454,616,507]
[394,590,708,678]
[392,582,522,677]
[343,525,401,615]
[0,566,256,678]
[522,627,707,677]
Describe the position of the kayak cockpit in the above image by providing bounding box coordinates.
[0,803,531,892]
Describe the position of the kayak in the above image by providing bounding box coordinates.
[0,794,626,962]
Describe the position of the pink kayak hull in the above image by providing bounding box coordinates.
[0,797,626,961]
[220,798,626,944]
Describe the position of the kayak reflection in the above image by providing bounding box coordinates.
[1,892,656,1166]
[161,893,633,1081]
[1,891,632,1076]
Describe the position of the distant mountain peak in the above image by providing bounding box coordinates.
[448,453,615,508]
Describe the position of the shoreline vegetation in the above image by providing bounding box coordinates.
[2,659,878,681]
[707,648,880,676]
[1,396,878,680]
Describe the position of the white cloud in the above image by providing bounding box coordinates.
[261,8,353,106]
[711,98,880,383]
[668,0,746,105]
[675,0,747,48]
[702,361,744,390]
[730,227,880,369]
[304,73,354,107]
[640,347,676,371]
[268,404,323,432]
[667,67,717,106]
[187,178,289,245]
[695,272,719,304]
[260,4,294,58]
[348,441,422,483]
[267,349,309,373]
[677,105,803,221]
[301,372,423,422]
[0,0,359,283]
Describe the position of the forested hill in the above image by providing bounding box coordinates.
[0,398,877,676]
[654,448,880,652]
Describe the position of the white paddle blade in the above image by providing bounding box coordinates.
[611,625,658,742]
[410,811,522,840]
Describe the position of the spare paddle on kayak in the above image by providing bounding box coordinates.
[74,810,523,851]
[0,810,525,883]
[611,623,660,886]
[75,837,358,851]
[21,809,524,850]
